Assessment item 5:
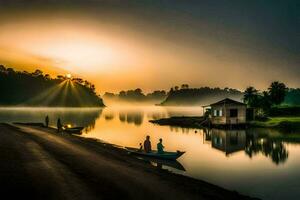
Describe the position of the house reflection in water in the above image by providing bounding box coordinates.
[203,128,289,164]
[204,129,246,156]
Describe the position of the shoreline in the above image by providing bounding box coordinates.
[0,123,256,200]
[149,116,206,128]
[150,116,300,131]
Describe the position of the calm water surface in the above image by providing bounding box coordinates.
[1,106,300,200]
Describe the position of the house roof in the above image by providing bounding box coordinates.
[209,98,246,106]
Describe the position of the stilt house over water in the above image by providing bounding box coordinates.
[204,98,247,125]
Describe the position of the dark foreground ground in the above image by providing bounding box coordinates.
[0,123,257,200]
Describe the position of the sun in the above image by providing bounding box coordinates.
[66,73,72,79]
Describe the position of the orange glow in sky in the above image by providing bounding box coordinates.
[0,8,299,93]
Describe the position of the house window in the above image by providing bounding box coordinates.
[213,137,222,145]
[230,109,238,117]
[213,109,222,117]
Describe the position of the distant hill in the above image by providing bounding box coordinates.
[103,89,167,105]
[160,87,243,106]
[0,65,105,107]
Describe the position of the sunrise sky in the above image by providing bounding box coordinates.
[0,0,299,93]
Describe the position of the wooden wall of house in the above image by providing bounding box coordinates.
[225,105,246,124]
[211,104,246,124]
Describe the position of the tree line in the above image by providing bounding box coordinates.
[0,65,104,107]
[161,86,243,106]
[103,89,167,104]
[243,81,300,117]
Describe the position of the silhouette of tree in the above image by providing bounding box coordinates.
[243,86,260,107]
[161,86,243,106]
[146,90,166,101]
[0,65,5,72]
[0,65,104,107]
[134,88,142,94]
[268,81,287,105]
[32,69,43,77]
[259,91,272,113]
[57,75,65,80]
[44,74,51,80]
[6,68,15,74]
[181,84,189,89]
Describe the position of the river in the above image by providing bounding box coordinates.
[0,106,299,200]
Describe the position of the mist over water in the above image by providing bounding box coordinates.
[1,106,300,200]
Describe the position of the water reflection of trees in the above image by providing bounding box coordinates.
[147,112,167,120]
[203,128,289,165]
[245,132,288,165]
[0,108,102,133]
[104,112,115,121]
[169,126,192,134]
[118,111,144,126]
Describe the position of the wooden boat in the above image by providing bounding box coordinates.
[63,127,84,134]
[125,147,185,160]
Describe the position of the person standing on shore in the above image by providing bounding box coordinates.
[143,135,152,153]
[45,115,49,127]
[157,138,164,154]
[57,118,62,133]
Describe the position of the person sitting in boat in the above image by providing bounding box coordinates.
[143,135,152,153]
[157,138,165,154]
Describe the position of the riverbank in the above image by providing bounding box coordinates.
[150,116,300,132]
[0,123,256,200]
[149,116,206,128]
[250,117,300,132]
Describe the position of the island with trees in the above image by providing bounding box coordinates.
[160,84,243,106]
[103,84,244,106]
[151,81,300,132]
[0,65,105,107]
[103,89,167,105]
[243,81,300,131]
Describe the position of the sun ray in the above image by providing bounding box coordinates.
[20,80,67,106]
[69,81,84,106]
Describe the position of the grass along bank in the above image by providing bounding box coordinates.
[150,116,300,132]
[250,117,300,132]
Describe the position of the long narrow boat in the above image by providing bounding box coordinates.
[63,127,84,134]
[125,147,185,160]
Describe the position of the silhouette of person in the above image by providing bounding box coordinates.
[57,118,62,133]
[157,138,164,154]
[143,135,152,153]
[45,115,49,127]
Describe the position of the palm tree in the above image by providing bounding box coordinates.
[268,81,287,105]
[243,86,259,107]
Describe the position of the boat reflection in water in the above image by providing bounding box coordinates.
[203,128,289,164]
[134,156,186,171]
